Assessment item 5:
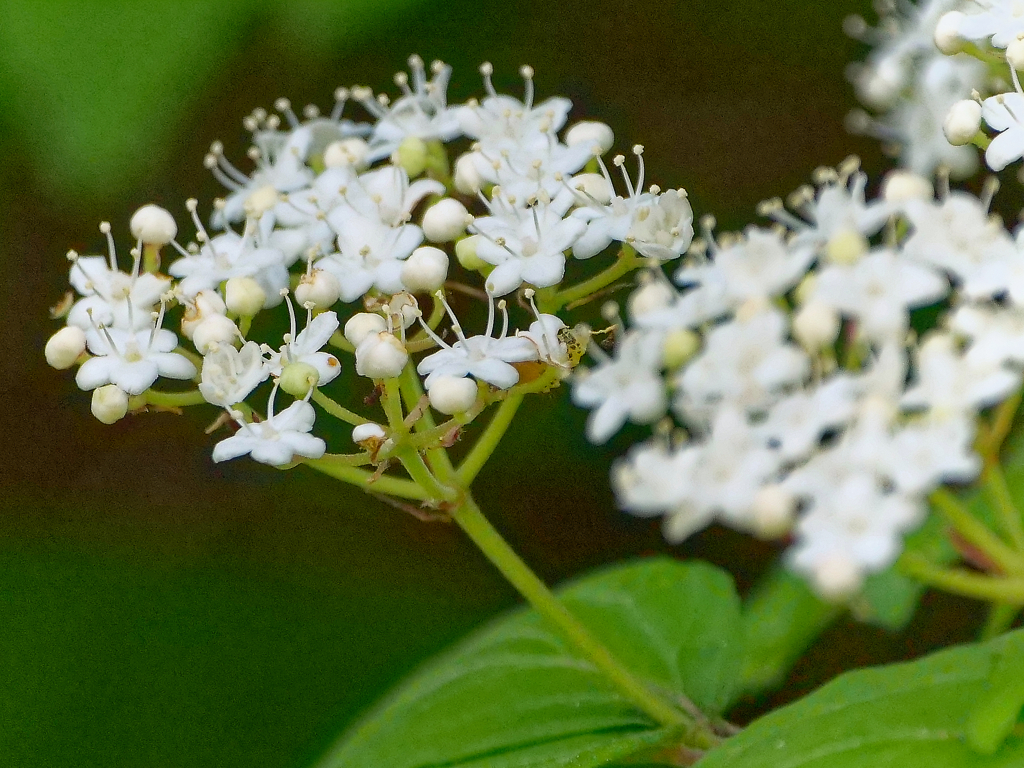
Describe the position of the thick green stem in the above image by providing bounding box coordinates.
[932,488,1024,576]
[984,464,1024,554]
[138,389,207,408]
[451,494,696,734]
[456,392,523,486]
[312,390,368,426]
[898,554,1024,604]
[538,246,641,313]
[304,456,430,500]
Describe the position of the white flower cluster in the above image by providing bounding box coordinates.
[848,0,1024,179]
[577,160,1024,597]
[46,57,693,471]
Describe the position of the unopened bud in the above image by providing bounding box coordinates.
[793,300,841,350]
[181,290,227,339]
[295,268,341,310]
[662,328,700,369]
[130,204,177,245]
[352,422,386,444]
[324,138,369,170]
[397,136,428,178]
[91,384,129,425]
[881,170,933,202]
[402,246,449,293]
[1009,37,1024,72]
[627,281,675,320]
[453,153,484,194]
[244,185,278,218]
[825,228,869,265]
[279,361,320,397]
[751,485,796,538]
[565,121,615,154]
[225,276,267,316]
[427,375,478,415]
[934,11,965,55]
[943,99,982,146]
[422,198,470,242]
[812,553,862,601]
[570,173,613,205]
[454,234,487,271]
[45,326,87,369]
[344,313,387,346]
[355,332,409,379]
[192,315,240,354]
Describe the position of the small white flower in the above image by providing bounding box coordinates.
[266,306,342,387]
[213,390,326,466]
[883,417,980,495]
[954,1,1024,48]
[677,308,808,421]
[76,313,196,396]
[417,297,538,389]
[357,55,462,162]
[199,341,270,407]
[813,247,949,343]
[572,329,667,443]
[951,302,1024,367]
[982,87,1024,171]
[472,192,586,296]
[756,375,860,463]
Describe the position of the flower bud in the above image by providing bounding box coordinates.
[181,290,227,339]
[45,326,87,370]
[454,234,487,271]
[402,246,449,293]
[570,173,613,205]
[427,375,478,415]
[129,204,177,245]
[91,384,129,425]
[244,185,278,218]
[934,11,965,55]
[1009,37,1024,72]
[224,276,266,316]
[565,121,615,155]
[344,312,387,346]
[662,328,700,369]
[627,281,675,320]
[812,553,862,601]
[751,485,796,538]
[825,228,868,265]
[453,153,485,195]
[881,170,933,203]
[422,198,470,242]
[943,99,982,146]
[295,268,341,310]
[324,138,369,170]
[397,136,428,178]
[793,300,841,350]
[193,315,240,355]
[355,332,409,379]
[386,292,421,330]
[352,422,386,444]
[279,361,320,397]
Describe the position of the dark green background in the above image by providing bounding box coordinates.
[0,1,983,766]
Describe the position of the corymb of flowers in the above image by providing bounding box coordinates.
[44,0,1024,606]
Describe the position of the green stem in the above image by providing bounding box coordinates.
[303,456,430,500]
[139,389,207,408]
[451,494,696,734]
[456,392,524,486]
[382,378,406,433]
[981,602,1021,640]
[312,390,368,426]
[538,246,641,313]
[980,390,1022,461]
[932,488,1024,576]
[985,464,1024,554]
[898,554,1024,604]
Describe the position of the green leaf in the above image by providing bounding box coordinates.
[738,566,842,696]
[699,627,1024,768]
[313,558,744,768]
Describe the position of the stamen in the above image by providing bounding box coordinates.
[99,222,117,271]
[519,65,535,110]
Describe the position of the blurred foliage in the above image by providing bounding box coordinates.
[0,0,419,201]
